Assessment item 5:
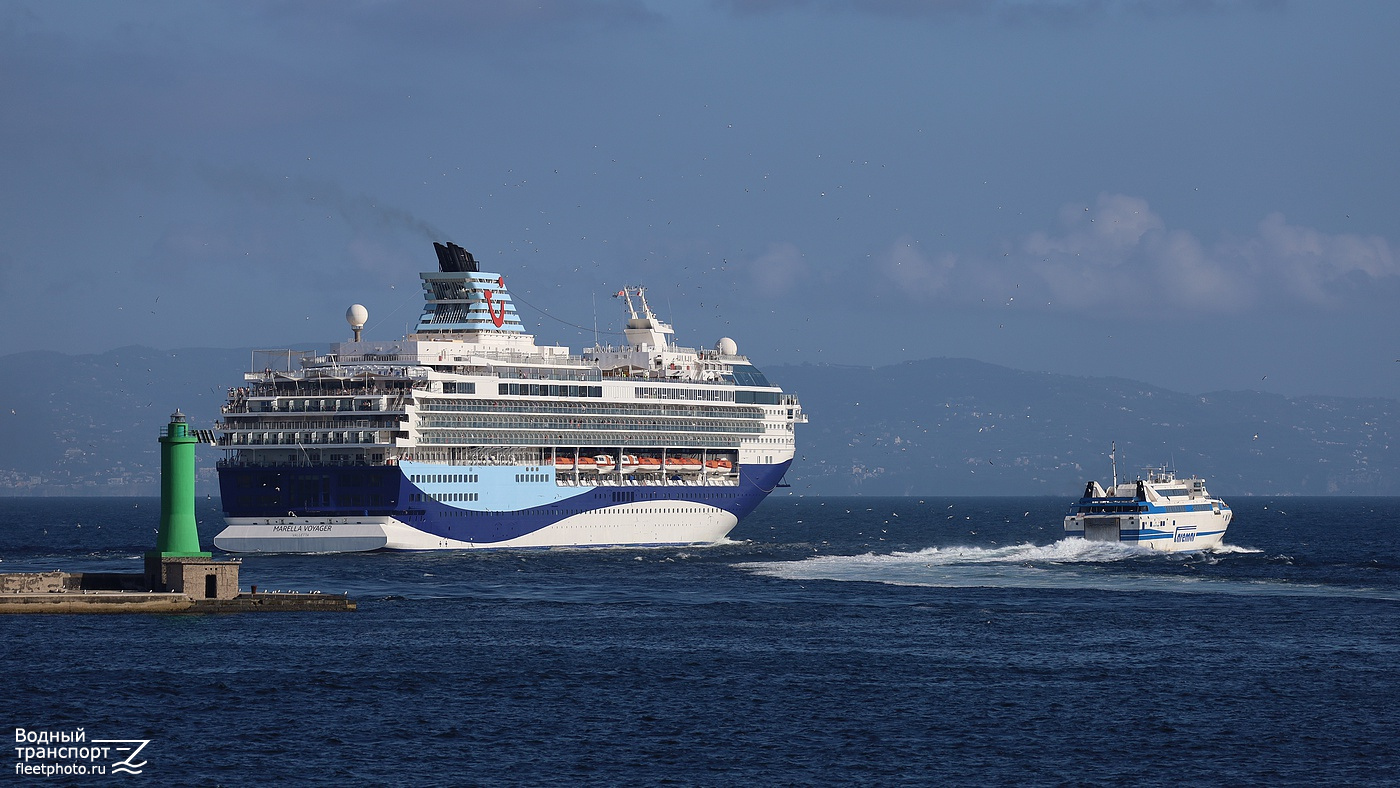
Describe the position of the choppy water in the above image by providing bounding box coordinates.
[2,496,1398,786]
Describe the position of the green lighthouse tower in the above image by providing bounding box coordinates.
[149,410,210,558]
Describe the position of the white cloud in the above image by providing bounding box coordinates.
[1025,193,1164,262]
[748,242,809,296]
[1146,228,1237,311]
[1240,212,1398,306]
[879,193,1397,314]
[874,235,959,298]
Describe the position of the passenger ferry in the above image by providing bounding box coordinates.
[1064,447,1231,551]
[213,242,805,552]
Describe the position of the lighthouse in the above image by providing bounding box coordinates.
[145,410,234,597]
[151,410,211,558]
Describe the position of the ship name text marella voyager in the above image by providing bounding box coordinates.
[214,242,805,552]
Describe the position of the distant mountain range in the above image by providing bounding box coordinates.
[765,359,1398,496]
[0,348,1394,497]
[0,346,250,496]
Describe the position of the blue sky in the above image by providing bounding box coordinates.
[2,0,1397,397]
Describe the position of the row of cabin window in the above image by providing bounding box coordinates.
[411,473,480,483]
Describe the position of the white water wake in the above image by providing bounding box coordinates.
[735,539,1392,600]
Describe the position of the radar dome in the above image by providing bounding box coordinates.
[715,337,738,356]
[346,304,368,341]
[346,304,368,328]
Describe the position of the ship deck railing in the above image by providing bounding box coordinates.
[229,367,799,399]
[232,382,414,397]
[219,436,393,448]
[247,363,431,380]
[302,349,595,369]
[217,457,378,469]
[587,344,748,362]
[289,349,784,389]
[222,399,407,414]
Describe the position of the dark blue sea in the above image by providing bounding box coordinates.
[2,496,1398,786]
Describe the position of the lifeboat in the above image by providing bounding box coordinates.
[594,455,617,469]
[555,457,575,470]
[576,456,597,471]
[637,456,661,469]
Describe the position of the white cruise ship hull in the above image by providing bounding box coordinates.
[215,506,739,553]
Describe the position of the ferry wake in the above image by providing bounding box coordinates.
[213,242,805,552]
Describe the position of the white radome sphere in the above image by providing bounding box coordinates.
[346,304,368,328]
[715,337,738,356]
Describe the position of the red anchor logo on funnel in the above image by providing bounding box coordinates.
[482,287,507,327]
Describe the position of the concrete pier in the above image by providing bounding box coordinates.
[0,571,355,614]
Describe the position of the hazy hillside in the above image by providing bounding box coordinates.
[0,349,1394,497]
[0,347,268,496]
[765,359,1398,497]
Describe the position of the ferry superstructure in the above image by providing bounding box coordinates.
[213,242,805,552]
[1064,453,1231,551]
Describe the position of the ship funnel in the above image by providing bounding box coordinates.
[434,242,478,273]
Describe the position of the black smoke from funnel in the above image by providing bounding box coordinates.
[195,164,450,242]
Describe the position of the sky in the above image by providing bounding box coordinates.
[2,0,1398,398]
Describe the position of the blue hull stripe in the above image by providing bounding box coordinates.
[219,461,790,544]
[1064,529,1227,541]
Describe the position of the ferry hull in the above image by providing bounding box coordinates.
[1064,512,1230,552]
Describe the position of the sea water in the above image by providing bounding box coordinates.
[1,496,1397,786]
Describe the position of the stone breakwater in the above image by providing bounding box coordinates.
[0,571,355,614]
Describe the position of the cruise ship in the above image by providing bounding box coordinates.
[1063,450,1231,551]
[213,242,805,552]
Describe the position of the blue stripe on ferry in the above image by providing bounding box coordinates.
[1129,529,1227,541]
[1064,528,1226,540]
